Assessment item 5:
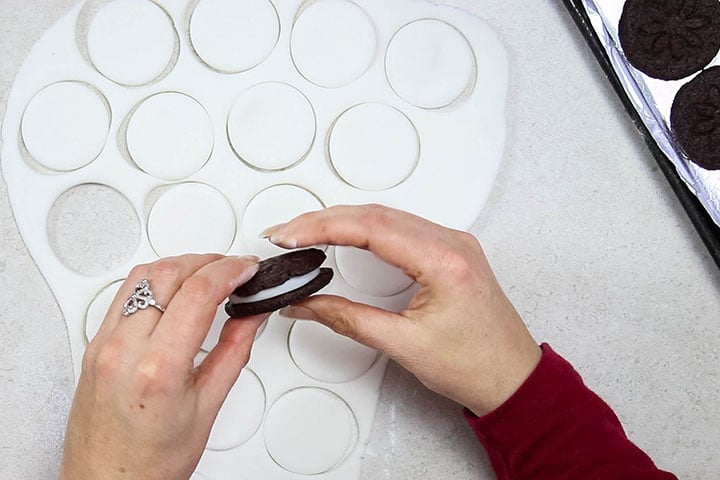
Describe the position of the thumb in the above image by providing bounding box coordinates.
[280,294,404,354]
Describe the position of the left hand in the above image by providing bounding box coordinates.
[60,254,266,480]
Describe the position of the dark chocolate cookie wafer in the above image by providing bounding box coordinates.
[619,0,720,81]
[671,66,720,170]
[225,248,333,317]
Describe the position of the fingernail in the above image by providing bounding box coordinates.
[236,255,261,263]
[233,262,259,286]
[269,232,297,249]
[279,306,317,321]
[259,223,286,239]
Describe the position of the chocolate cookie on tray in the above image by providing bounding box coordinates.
[671,66,720,170]
[619,0,720,81]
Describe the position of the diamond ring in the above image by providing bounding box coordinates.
[122,278,166,317]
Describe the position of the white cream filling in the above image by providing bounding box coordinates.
[230,269,320,304]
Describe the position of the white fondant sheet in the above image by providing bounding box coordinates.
[0,0,508,478]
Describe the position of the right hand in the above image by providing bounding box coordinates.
[265,205,542,416]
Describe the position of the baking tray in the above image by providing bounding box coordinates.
[562,0,720,269]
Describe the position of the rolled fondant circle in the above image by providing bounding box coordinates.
[386,19,475,109]
[21,82,109,172]
[264,387,358,474]
[147,183,236,257]
[206,369,266,450]
[242,184,324,257]
[291,0,376,87]
[228,82,316,171]
[126,92,214,181]
[87,0,177,86]
[289,320,378,383]
[190,0,279,72]
[329,103,419,191]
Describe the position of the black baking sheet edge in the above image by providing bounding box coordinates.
[562,0,720,270]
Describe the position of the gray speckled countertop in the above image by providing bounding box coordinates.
[2,1,720,479]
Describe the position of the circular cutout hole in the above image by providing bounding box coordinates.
[85,279,124,342]
[335,247,413,297]
[242,184,324,257]
[21,81,110,172]
[190,0,279,73]
[264,387,358,475]
[288,321,377,383]
[227,82,316,171]
[207,369,266,450]
[328,103,419,191]
[202,307,267,353]
[385,19,475,109]
[86,0,178,86]
[126,92,214,181]
[48,184,140,276]
[147,183,236,257]
[291,0,376,88]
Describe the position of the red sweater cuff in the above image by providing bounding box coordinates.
[464,344,676,480]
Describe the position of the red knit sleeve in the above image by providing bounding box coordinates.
[464,344,676,479]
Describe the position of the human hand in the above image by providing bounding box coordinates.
[267,205,542,416]
[60,254,267,480]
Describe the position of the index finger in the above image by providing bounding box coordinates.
[151,256,259,359]
[261,204,459,285]
[93,254,225,344]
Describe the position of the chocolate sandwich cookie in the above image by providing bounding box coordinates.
[225,248,333,317]
[671,66,720,170]
[619,0,720,81]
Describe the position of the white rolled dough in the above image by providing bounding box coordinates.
[289,321,378,383]
[264,387,358,475]
[386,19,475,109]
[190,0,279,73]
[147,183,236,258]
[227,82,316,171]
[206,369,266,450]
[241,184,324,258]
[329,103,419,191]
[291,0,376,88]
[87,0,177,86]
[21,82,109,172]
[126,92,214,181]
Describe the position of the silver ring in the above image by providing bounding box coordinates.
[122,278,166,317]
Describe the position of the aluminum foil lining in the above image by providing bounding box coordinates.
[583,0,720,226]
